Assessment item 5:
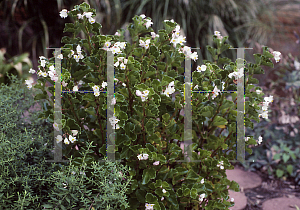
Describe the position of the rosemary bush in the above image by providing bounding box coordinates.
[0,72,132,209]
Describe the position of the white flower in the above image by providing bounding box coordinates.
[197,65,207,72]
[57,54,63,59]
[114,32,120,36]
[74,54,80,62]
[93,85,100,92]
[41,59,46,67]
[162,189,167,193]
[161,197,164,201]
[80,171,86,175]
[53,122,60,131]
[137,154,143,160]
[139,39,151,49]
[257,136,263,145]
[94,91,100,97]
[212,86,220,99]
[111,46,121,54]
[77,14,83,19]
[71,130,78,136]
[245,137,250,142]
[199,193,206,202]
[37,70,43,77]
[29,68,35,74]
[164,19,174,22]
[111,97,116,105]
[25,79,34,89]
[272,51,281,63]
[49,65,55,72]
[102,81,107,88]
[64,138,70,144]
[256,89,262,94]
[109,116,119,125]
[143,153,149,160]
[68,50,74,58]
[73,85,78,91]
[201,178,204,184]
[83,12,93,19]
[294,60,300,70]
[194,85,199,89]
[71,171,76,175]
[89,17,95,24]
[76,45,81,54]
[69,135,76,143]
[264,95,273,103]
[62,183,67,188]
[189,52,198,61]
[41,72,47,77]
[137,153,149,160]
[120,62,126,70]
[145,203,155,210]
[140,14,146,19]
[231,198,234,202]
[59,9,68,19]
[62,81,68,87]
[214,31,221,36]
[151,32,159,39]
[104,42,111,48]
[39,56,47,60]
[122,83,126,87]
[56,135,62,143]
[144,19,153,29]
[153,161,160,165]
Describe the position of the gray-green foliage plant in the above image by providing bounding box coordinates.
[0,73,132,209]
[42,141,133,210]
[0,72,60,209]
[30,3,278,209]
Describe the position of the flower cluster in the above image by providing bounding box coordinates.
[245,135,263,146]
[77,11,95,24]
[257,95,273,119]
[228,67,244,80]
[145,203,155,210]
[214,31,223,43]
[53,122,78,144]
[137,153,149,160]
[217,160,224,170]
[102,41,126,54]
[199,193,206,202]
[69,45,84,62]
[108,113,120,130]
[160,81,176,97]
[170,25,186,48]
[136,89,150,102]
[114,56,128,70]
[140,14,153,29]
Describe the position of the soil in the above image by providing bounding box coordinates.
[231,163,300,210]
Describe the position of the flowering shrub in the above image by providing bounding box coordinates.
[28,3,280,209]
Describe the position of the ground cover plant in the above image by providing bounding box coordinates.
[0,73,132,209]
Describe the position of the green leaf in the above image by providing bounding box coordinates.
[273,153,281,160]
[276,169,284,178]
[287,165,293,175]
[282,153,290,163]
[142,168,156,185]
[145,192,158,203]
[212,116,228,127]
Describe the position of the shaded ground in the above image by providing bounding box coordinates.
[232,163,300,210]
